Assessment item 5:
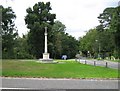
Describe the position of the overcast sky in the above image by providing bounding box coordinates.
[0,0,119,39]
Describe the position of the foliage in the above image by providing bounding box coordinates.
[14,35,34,59]
[1,2,78,59]
[97,6,120,58]
[0,5,18,59]
[2,59,118,78]
[25,2,56,58]
[49,20,65,58]
[79,6,120,59]
[51,21,79,59]
[25,2,79,59]
[61,33,79,59]
[79,29,98,57]
[79,28,116,58]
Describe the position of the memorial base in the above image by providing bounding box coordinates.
[43,53,50,60]
[39,53,53,62]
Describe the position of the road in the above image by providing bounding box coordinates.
[1,77,119,90]
[76,59,119,69]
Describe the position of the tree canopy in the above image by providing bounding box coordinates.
[1,5,18,58]
[98,6,120,58]
[79,6,120,59]
[25,2,56,58]
[2,2,119,60]
[24,2,79,59]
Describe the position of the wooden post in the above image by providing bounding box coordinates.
[75,58,77,62]
[79,58,80,63]
[106,62,108,68]
[85,60,87,64]
[94,61,96,66]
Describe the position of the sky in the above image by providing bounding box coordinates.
[0,0,119,39]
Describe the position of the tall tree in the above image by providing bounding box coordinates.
[50,21,66,58]
[79,28,115,59]
[111,6,120,58]
[61,34,79,58]
[25,2,56,58]
[0,6,2,59]
[50,20,79,59]
[0,5,18,58]
[98,6,120,58]
[79,29,98,57]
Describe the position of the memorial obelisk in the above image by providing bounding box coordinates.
[42,27,52,61]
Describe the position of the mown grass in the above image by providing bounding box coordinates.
[1,59,119,79]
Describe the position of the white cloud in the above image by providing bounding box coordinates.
[0,0,119,39]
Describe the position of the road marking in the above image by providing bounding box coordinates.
[1,88,29,89]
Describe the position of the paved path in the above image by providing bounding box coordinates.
[76,59,119,69]
[1,77,119,89]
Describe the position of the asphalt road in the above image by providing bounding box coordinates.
[1,77,119,89]
[76,59,119,69]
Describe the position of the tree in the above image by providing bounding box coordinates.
[50,20,79,59]
[97,8,115,30]
[0,5,18,58]
[14,35,34,59]
[50,21,66,58]
[111,6,120,58]
[98,6,120,58]
[61,34,79,58]
[25,2,56,58]
[79,28,115,59]
[79,29,98,57]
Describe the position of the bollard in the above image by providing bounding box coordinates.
[75,58,77,61]
[85,60,87,64]
[106,62,108,68]
[94,61,96,66]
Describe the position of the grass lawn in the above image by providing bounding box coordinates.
[1,59,119,79]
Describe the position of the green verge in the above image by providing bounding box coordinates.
[1,59,119,79]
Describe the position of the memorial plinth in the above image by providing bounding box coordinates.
[43,53,49,59]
